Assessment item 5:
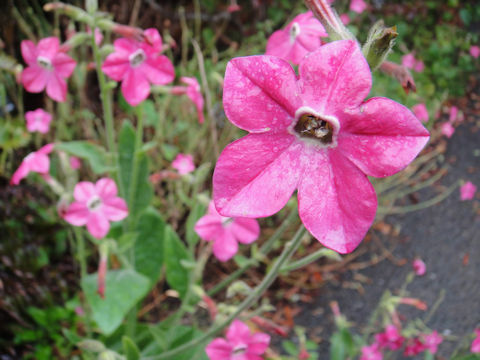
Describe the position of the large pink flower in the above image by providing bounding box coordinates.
[25,108,52,134]
[63,178,128,239]
[266,11,328,65]
[205,319,270,360]
[102,28,174,106]
[21,37,76,102]
[195,202,260,261]
[10,143,54,185]
[213,40,429,254]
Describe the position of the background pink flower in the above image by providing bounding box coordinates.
[360,343,382,360]
[205,319,270,360]
[172,153,195,175]
[25,108,52,134]
[171,77,205,123]
[460,181,477,201]
[412,258,426,276]
[21,37,76,102]
[101,28,174,106]
[350,0,367,14]
[471,329,480,353]
[412,103,429,122]
[441,122,455,138]
[70,156,82,170]
[421,331,443,354]
[10,143,54,185]
[470,45,480,59]
[195,202,260,261]
[266,11,328,65]
[375,325,404,350]
[63,178,128,239]
[404,338,425,356]
[402,53,424,73]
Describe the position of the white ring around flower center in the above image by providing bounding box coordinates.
[37,56,53,70]
[129,49,147,67]
[87,195,103,212]
[232,344,247,356]
[289,22,301,43]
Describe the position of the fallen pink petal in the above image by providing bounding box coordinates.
[172,153,196,175]
[25,108,53,134]
[460,181,477,201]
[412,258,426,276]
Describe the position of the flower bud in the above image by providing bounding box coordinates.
[362,20,398,70]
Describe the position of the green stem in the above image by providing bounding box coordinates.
[144,226,306,360]
[280,247,340,273]
[73,227,87,279]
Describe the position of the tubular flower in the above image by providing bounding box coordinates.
[10,143,54,185]
[213,40,429,254]
[101,28,174,106]
[266,11,328,65]
[25,108,53,134]
[20,37,77,102]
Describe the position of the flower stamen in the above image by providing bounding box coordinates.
[87,196,102,212]
[289,22,301,43]
[37,56,53,70]
[294,113,334,144]
[129,49,146,67]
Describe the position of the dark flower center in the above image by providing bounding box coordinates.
[129,49,146,67]
[294,113,334,145]
[289,22,301,42]
[37,56,53,70]
[232,344,247,356]
[87,196,102,212]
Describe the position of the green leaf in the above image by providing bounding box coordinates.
[135,208,166,284]
[330,328,356,360]
[55,141,111,174]
[160,143,178,161]
[81,269,150,335]
[122,336,140,360]
[185,201,207,247]
[164,226,191,298]
[143,100,158,126]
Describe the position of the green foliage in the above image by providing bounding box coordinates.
[330,328,358,360]
[122,336,140,360]
[55,141,111,174]
[164,225,192,298]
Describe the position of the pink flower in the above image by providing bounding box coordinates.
[375,325,404,350]
[460,181,477,201]
[471,329,480,353]
[70,156,82,170]
[101,28,174,106]
[10,143,54,185]
[266,11,328,65]
[20,37,76,102]
[441,122,455,138]
[340,14,351,25]
[404,338,425,356]
[449,105,463,123]
[414,60,425,73]
[412,103,429,123]
[421,331,443,354]
[195,202,260,261]
[171,77,205,123]
[402,53,424,73]
[63,178,128,239]
[227,0,241,12]
[360,343,383,360]
[214,40,429,254]
[350,0,367,14]
[172,153,195,175]
[412,258,426,276]
[25,108,52,134]
[470,45,480,59]
[205,319,270,360]
[87,27,104,46]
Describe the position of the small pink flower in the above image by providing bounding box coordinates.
[10,143,54,185]
[441,122,455,138]
[471,329,480,353]
[412,258,426,276]
[101,28,174,106]
[205,319,270,360]
[375,325,404,350]
[460,181,477,201]
[350,0,367,14]
[227,0,241,12]
[449,105,462,123]
[404,338,425,356]
[21,37,76,102]
[171,77,205,123]
[70,156,82,170]
[421,331,443,354]
[360,343,383,360]
[412,103,429,122]
[266,11,328,65]
[214,40,429,254]
[402,53,424,73]
[470,45,480,59]
[63,178,128,239]
[195,202,260,262]
[172,153,195,175]
[340,14,351,25]
[25,108,52,134]
[414,60,425,73]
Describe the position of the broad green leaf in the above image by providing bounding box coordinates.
[330,328,356,360]
[55,141,110,174]
[185,201,207,247]
[164,226,190,298]
[122,336,140,360]
[81,269,150,335]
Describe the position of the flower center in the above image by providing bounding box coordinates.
[87,196,102,212]
[129,49,146,67]
[221,217,233,227]
[37,56,53,71]
[232,344,247,356]
[291,107,340,148]
[289,22,301,43]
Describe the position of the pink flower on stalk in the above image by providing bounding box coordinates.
[21,37,76,102]
[471,329,480,353]
[172,153,195,175]
[63,178,128,239]
[375,325,404,350]
[470,45,480,59]
[412,258,426,276]
[412,104,429,123]
[441,122,455,138]
[101,28,174,106]
[214,40,429,254]
[10,143,54,185]
[171,77,205,123]
[350,0,367,14]
[205,319,270,360]
[421,331,443,354]
[25,108,52,134]
[360,343,383,360]
[460,181,477,201]
[402,53,424,73]
[266,11,328,65]
[195,202,260,261]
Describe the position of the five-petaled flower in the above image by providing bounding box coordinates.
[213,40,429,253]
[21,37,77,102]
[11,143,54,185]
[360,343,383,360]
[25,108,53,134]
[102,28,175,106]
[63,178,128,239]
[266,11,327,65]
[205,319,270,360]
[375,325,404,350]
[195,201,260,261]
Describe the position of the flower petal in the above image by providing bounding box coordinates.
[95,178,118,198]
[37,37,60,59]
[212,230,238,262]
[10,162,30,185]
[223,55,300,133]
[338,97,430,177]
[248,333,271,355]
[194,214,224,241]
[230,218,260,244]
[297,149,377,254]
[298,40,371,116]
[213,133,303,218]
[21,40,37,65]
[143,28,163,53]
[141,55,175,85]
[121,68,150,106]
[101,52,130,81]
[52,52,76,78]
[113,38,137,56]
[205,338,233,360]
[87,212,110,239]
[46,72,67,102]
[21,66,48,93]
[63,202,89,226]
[28,153,50,174]
[265,30,294,61]
[74,181,96,202]
[103,197,128,221]
[226,320,251,343]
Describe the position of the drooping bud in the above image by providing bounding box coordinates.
[362,20,398,70]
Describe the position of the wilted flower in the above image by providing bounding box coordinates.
[195,201,260,261]
[470,45,480,59]
[421,331,443,354]
[412,103,429,123]
[172,153,195,175]
[350,0,367,14]
[102,28,174,106]
[171,77,205,123]
[25,108,52,134]
[471,329,480,353]
[412,258,426,276]
[460,181,477,201]
[21,37,77,102]
[360,343,383,360]
[266,11,327,65]
[63,178,128,239]
[205,319,270,360]
[375,325,404,350]
[11,143,54,185]
[214,40,429,253]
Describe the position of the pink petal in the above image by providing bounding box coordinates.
[205,338,233,360]
[28,153,50,174]
[227,320,251,343]
[102,197,128,221]
[21,66,48,93]
[143,28,163,53]
[121,68,150,106]
[63,202,89,226]
[10,162,30,185]
[194,214,224,241]
[37,37,60,59]
[141,55,175,85]
[223,55,300,133]
[21,40,37,65]
[46,72,67,102]
[460,181,477,201]
[87,212,110,239]
[37,143,54,155]
[213,133,303,218]
[298,40,371,116]
[212,230,238,262]
[401,53,415,69]
[52,52,77,78]
[470,45,480,59]
[441,122,455,138]
[95,178,118,198]
[113,38,137,56]
[413,258,426,276]
[298,150,377,253]
[412,103,429,122]
[74,181,96,202]
[230,218,260,244]
[101,52,130,81]
[338,97,430,177]
[248,333,271,355]
[350,0,367,13]
[265,30,295,62]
